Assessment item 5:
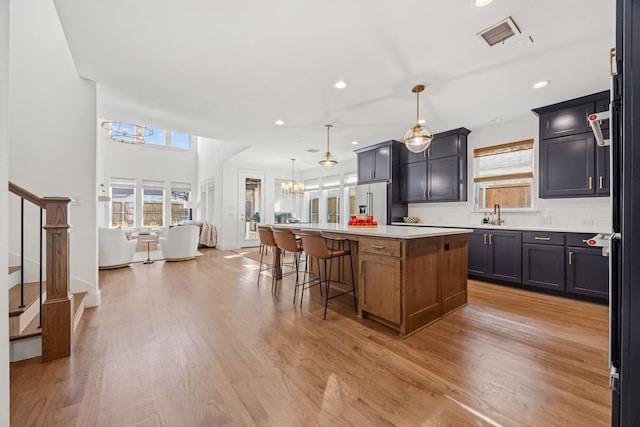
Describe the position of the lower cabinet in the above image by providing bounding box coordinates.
[360,254,401,324]
[468,230,522,283]
[522,244,565,290]
[567,246,609,300]
[469,229,609,303]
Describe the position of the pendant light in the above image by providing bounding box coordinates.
[281,158,304,198]
[319,124,338,168]
[403,85,433,153]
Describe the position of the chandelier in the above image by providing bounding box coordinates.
[319,124,338,168]
[281,158,304,198]
[403,85,433,153]
[101,120,153,144]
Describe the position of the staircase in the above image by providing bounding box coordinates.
[8,181,84,362]
[8,266,88,362]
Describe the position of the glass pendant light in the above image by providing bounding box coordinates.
[319,124,338,168]
[281,158,304,198]
[403,85,433,153]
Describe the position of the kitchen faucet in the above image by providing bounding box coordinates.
[494,203,504,225]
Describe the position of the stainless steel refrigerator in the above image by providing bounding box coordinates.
[355,182,389,225]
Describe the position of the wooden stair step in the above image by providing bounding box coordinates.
[9,313,41,341]
[8,281,45,317]
[9,265,21,275]
[73,292,88,332]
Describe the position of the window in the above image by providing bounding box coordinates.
[144,128,165,146]
[169,132,191,150]
[473,139,534,210]
[304,180,319,224]
[110,178,135,227]
[170,182,191,224]
[142,180,165,226]
[323,175,341,224]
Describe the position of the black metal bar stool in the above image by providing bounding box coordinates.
[298,230,357,319]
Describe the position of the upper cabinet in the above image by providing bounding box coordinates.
[533,91,610,198]
[355,140,398,184]
[400,127,470,203]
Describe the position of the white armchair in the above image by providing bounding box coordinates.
[159,225,200,261]
[98,228,137,269]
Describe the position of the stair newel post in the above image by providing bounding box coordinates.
[41,196,73,362]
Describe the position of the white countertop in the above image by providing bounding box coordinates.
[390,222,608,234]
[269,223,473,239]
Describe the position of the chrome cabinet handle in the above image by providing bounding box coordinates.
[600,176,604,189]
[589,177,593,190]
[489,234,493,245]
[483,234,487,245]
[569,251,574,265]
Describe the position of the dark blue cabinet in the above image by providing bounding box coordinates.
[566,247,609,299]
[468,229,522,283]
[400,127,469,203]
[356,142,393,184]
[523,244,565,291]
[533,91,610,199]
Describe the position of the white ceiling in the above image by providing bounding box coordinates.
[53,0,614,171]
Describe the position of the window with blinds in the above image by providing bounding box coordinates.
[109,178,135,227]
[170,182,191,224]
[473,139,534,210]
[142,180,165,227]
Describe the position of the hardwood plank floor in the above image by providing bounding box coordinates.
[10,247,611,426]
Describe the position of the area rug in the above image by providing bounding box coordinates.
[132,248,204,263]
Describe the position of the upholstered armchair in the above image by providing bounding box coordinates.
[159,225,200,261]
[98,228,137,269]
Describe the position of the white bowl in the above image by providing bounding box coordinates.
[403,216,419,223]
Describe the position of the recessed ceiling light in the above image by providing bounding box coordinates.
[418,119,426,124]
[474,0,494,7]
[352,141,359,145]
[275,120,285,126]
[334,80,347,89]
[532,80,550,89]
[491,117,503,123]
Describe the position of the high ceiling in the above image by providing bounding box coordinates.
[53,0,614,171]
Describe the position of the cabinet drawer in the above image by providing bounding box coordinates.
[359,238,401,257]
[522,231,565,245]
[565,233,600,248]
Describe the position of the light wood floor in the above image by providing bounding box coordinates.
[10,248,611,426]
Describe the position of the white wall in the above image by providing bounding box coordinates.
[98,126,198,227]
[408,116,611,232]
[0,0,10,422]
[8,0,99,306]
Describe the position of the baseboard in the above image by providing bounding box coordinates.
[71,276,100,307]
[10,335,42,362]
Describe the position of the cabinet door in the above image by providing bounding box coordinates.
[596,145,610,196]
[487,231,522,283]
[401,161,427,202]
[540,133,596,198]
[373,146,391,181]
[427,134,459,159]
[357,150,375,183]
[522,243,565,290]
[404,148,427,164]
[468,231,489,277]
[566,247,609,300]
[428,156,459,201]
[360,254,401,324]
[539,103,594,139]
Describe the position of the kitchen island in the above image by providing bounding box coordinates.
[271,224,472,337]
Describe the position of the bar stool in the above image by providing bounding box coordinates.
[257,225,278,291]
[272,227,306,301]
[298,230,357,320]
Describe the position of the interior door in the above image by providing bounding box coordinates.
[239,170,265,247]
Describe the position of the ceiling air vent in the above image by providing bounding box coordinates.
[306,148,320,153]
[477,16,521,47]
